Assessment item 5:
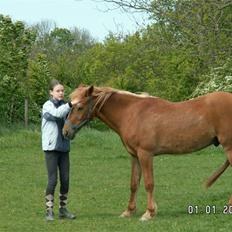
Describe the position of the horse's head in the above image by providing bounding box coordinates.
[63,85,94,140]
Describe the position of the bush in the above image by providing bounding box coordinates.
[192,59,232,97]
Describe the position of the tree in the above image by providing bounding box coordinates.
[91,0,153,12]
[89,1,232,100]
[98,1,232,68]
[0,15,35,125]
[27,54,52,123]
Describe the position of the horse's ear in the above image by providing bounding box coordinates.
[87,85,94,96]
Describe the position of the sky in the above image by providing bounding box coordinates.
[0,0,148,41]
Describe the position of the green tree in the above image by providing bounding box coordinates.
[32,23,95,86]
[0,15,35,124]
[27,54,52,123]
[90,0,232,100]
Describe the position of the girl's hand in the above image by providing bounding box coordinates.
[70,99,79,105]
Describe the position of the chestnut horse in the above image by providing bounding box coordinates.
[63,85,232,221]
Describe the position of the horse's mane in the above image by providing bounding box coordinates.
[92,87,117,112]
[70,85,150,112]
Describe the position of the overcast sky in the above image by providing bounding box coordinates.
[0,0,148,41]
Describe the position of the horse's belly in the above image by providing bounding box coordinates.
[156,137,211,155]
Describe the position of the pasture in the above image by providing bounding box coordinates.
[0,126,232,232]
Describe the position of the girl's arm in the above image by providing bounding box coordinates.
[42,101,71,121]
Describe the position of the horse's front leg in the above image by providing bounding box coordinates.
[120,156,141,218]
[138,149,157,221]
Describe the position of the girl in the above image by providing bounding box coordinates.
[41,79,78,221]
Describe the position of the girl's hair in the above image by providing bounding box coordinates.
[49,79,62,91]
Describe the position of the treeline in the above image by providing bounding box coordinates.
[0,0,232,125]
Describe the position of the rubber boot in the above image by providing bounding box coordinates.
[59,193,76,219]
[45,194,54,221]
[59,207,76,219]
[46,209,54,221]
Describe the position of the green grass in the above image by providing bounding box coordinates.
[0,127,232,232]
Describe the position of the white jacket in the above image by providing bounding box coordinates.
[41,99,71,152]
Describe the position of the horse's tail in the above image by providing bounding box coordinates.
[205,159,230,188]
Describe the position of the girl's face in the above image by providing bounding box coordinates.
[50,84,64,101]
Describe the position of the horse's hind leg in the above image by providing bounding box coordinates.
[223,147,232,205]
[225,149,232,165]
[120,156,141,218]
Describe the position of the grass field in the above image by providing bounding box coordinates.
[0,126,232,232]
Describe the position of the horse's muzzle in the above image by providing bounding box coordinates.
[62,127,75,140]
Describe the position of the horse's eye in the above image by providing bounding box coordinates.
[77,106,83,111]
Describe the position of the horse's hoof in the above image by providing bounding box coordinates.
[140,211,153,221]
[139,208,157,221]
[119,209,136,218]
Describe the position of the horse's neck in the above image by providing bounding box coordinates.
[95,93,138,133]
